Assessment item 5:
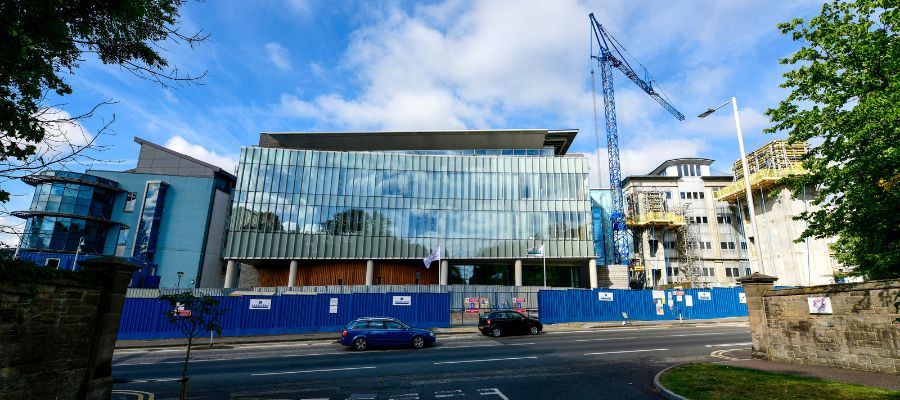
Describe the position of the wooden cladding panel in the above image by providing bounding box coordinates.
[257,266,288,287]
[297,261,366,286]
[254,260,439,286]
[374,261,438,285]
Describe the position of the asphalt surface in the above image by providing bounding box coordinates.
[111,323,751,399]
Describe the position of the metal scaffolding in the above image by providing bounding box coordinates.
[714,140,809,202]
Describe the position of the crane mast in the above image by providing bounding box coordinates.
[589,13,684,280]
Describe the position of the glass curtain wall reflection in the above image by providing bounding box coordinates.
[224,147,594,260]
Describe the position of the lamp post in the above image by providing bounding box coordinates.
[176,271,184,288]
[698,97,765,275]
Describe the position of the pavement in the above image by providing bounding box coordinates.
[114,316,749,349]
[717,351,900,391]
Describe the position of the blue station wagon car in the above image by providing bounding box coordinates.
[339,317,436,351]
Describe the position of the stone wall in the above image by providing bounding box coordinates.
[741,275,900,374]
[598,265,629,289]
[0,278,102,399]
[0,257,138,399]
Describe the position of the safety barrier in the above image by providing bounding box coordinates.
[117,292,450,340]
[537,287,747,323]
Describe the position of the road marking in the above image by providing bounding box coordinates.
[575,336,638,342]
[478,388,509,400]
[705,342,752,348]
[434,356,537,365]
[149,378,181,382]
[507,342,535,346]
[435,389,465,397]
[388,394,420,399]
[584,348,669,356]
[251,366,376,376]
[349,395,377,400]
[668,332,742,338]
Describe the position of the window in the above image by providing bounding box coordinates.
[699,192,705,199]
[45,258,61,268]
[705,242,712,249]
[680,192,686,199]
[720,242,728,250]
[124,192,137,212]
[384,321,402,329]
[741,242,747,250]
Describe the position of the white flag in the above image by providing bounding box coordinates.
[423,245,441,268]
[526,245,544,258]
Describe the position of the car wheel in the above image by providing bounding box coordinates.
[353,337,367,351]
[529,325,540,335]
[412,336,426,349]
[491,328,502,337]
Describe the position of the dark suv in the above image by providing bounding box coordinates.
[478,311,542,337]
[339,317,436,351]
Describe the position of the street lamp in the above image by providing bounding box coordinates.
[698,97,766,275]
[176,271,184,288]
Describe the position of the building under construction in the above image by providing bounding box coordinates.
[623,158,751,288]
[714,140,840,286]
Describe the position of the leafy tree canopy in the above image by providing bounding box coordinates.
[765,0,899,279]
[0,0,202,203]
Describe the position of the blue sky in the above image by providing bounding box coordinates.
[1,0,824,244]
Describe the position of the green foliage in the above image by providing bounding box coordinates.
[661,363,900,399]
[0,249,99,283]
[159,291,226,340]
[765,0,900,279]
[0,0,200,202]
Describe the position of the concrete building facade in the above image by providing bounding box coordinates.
[623,158,752,288]
[714,140,839,286]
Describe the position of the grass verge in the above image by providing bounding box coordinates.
[660,363,900,400]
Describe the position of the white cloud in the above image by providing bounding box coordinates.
[163,136,239,173]
[34,107,93,153]
[265,42,292,71]
[582,138,706,188]
[287,0,312,16]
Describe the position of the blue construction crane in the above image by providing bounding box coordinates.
[589,13,685,273]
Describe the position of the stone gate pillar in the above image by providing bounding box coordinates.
[737,272,778,360]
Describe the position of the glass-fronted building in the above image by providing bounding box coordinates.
[15,138,236,288]
[223,129,599,288]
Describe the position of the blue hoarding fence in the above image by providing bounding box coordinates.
[537,287,747,324]
[118,292,450,340]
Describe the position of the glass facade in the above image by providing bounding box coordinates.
[224,147,594,260]
[133,182,168,262]
[21,215,110,253]
[18,171,119,254]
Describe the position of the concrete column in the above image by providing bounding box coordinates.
[288,260,299,288]
[439,260,449,286]
[514,259,523,287]
[588,259,598,289]
[737,272,778,360]
[224,260,237,288]
[366,260,375,285]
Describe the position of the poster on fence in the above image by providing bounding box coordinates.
[685,295,693,307]
[697,292,711,301]
[654,299,665,315]
[329,297,339,314]
[598,292,614,301]
[652,290,665,305]
[392,296,411,306]
[249,299,271,310]
[738,293,747,304]
[465,297,484,314]
[514,297,526,313]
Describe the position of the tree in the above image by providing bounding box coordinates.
[765,0,899,279]
[0,0,205,239]
[160,292,226,400]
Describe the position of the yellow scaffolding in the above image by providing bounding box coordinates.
[626,190,685,228]
[714,140,809,202]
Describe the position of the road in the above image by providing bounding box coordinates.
[111,322,750,399]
